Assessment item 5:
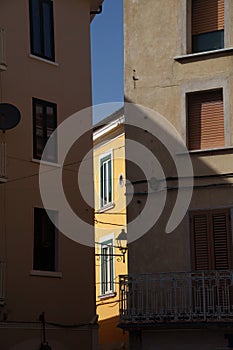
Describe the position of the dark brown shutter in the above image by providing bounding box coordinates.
[190,210,231,271]
[188,89,224,150]
[212,211,231,270]
[190,213,211,270]
[192,0,224,35]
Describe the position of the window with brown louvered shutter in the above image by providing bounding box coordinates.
[187,89,224,151]
[190,209,231,271]
[212,212,231,270]
[192,0,224,52]
[190,212,211,270]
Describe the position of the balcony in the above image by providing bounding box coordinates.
[0,261,6,304]
[119,271,233,324]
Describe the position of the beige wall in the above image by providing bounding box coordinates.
[0,0,99,348]
[124,0,233,273]
[124,2,233,347]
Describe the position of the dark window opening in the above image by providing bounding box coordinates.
[33,98,57,162]
[33,208,57,272]
[29,0,55,61]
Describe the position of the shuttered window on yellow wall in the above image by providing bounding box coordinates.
[191,0,224,52]
[190,210,231,270]
[187,89,224,150]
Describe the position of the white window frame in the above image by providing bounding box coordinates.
[99,151,113,209]
[99,233,115,296]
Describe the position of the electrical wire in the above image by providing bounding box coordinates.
[4,143,125,184]
[94,218,124,226]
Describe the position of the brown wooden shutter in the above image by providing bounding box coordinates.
[192,0,224,35]
[188,89,224,150]
[212,211,231,270]
[190,210,231,271]
[190,212,211,270]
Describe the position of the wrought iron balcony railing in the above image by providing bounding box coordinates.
[119,270,233,323]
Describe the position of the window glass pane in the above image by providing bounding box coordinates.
[30,0,42,55]
[108,159,112,203]
[101,241,114,294]
[35,104,44,158]
[100,163,104,207]
[42,1,54,59]
[103,162,107,205]
[33,208,56,271]
[33,99,57,161]
[192,30,224,53]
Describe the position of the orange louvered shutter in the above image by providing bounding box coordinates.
[190,210,231,271]
[188,89,224,151]
[212,211,231,270]
[190,213,211,270]
[192,0,224,35]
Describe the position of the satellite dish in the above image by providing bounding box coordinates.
[0,103,21,132]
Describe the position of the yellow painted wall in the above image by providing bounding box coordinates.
[93,121,128,349]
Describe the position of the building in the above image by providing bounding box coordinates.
[121,0,233,349]
[93,109,128,350]
[0,0,103,349]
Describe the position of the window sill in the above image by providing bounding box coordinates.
[177,146,233,156]
[174,47,233,63]
[29,54,59,66]
[31,158,61,167]
[98,292,116,300]
[98,203,115,213]
[30,270,62,278]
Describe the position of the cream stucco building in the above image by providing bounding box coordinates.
[0,0,102,349]
[120,1,233,349]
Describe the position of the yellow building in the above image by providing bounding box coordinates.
[93,108,128,350]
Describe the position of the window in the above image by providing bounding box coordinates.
[190,209,231,270]
[100,153,113,208]
[29,0,55,61]
[101,239,114,295]
[191,0,224,53]
[33,98,57,162]
[187,89,224,150]
[33,208,58,271]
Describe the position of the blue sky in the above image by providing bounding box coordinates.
[91,0,123,124]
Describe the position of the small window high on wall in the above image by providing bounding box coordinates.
[29,0,55,61]
[192,0,224,53]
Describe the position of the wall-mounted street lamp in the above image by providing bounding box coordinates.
[116,229,127,263]
[95,229,128,263]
